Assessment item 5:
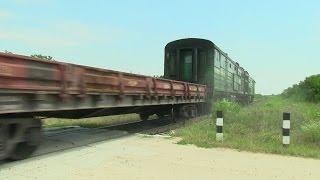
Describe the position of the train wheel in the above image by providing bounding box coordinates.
[139,113,150,121]
[189,107,197,118]
[156,112,166,119]
[177,105,197,119]
[178,105,190,119]
[0,124,8,159]
[9,127,41,160]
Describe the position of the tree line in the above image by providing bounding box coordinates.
[4,50,53,61]
[283,75,320,102]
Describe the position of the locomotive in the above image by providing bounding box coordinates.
[164,38,255,107]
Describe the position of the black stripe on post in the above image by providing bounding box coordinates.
[216,126,223,133]
[283,112,290,120]
[217,111,223,118]
[282,129,290,136]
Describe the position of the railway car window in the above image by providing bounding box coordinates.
[239,68,243,76]
[207,50,213,66]
[228,62,233,73]
[221,56,226,68]
[214,49,220,67]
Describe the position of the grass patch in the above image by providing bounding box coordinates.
[173,96,320,159]
[43,114,141,128]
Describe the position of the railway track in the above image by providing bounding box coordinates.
[106,117,182,134]
[1,116,201,164]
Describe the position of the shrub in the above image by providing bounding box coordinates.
[212,99,241,116]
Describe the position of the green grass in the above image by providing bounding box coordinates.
[173,95,320,159]
[43,114,141,128]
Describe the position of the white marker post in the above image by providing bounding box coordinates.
[216,111,223,142]
[282,112,291,146]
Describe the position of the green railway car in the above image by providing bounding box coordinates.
[164,38,255,108]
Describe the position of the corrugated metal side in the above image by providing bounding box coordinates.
[79,65,206,97]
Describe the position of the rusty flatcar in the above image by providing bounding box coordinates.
[0,52,206,160]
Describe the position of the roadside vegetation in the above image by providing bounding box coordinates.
[173,75,320,159]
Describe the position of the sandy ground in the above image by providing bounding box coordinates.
[0,129,320,180]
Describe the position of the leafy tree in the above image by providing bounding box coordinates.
[304,75,320,102]
[30,54,53,61]
[282,74,320,102]
[4,50,13,54]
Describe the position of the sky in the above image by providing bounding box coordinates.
[0,0,319,95]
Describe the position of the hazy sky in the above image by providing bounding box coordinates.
[0,0,319,95]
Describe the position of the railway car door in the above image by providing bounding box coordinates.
[180,49,193,82]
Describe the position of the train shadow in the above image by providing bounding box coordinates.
[0,119,172,166]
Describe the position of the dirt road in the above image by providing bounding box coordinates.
[0,129,319,180]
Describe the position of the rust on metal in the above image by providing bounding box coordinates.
[152,78,158,98]
[0,52,206,102]
[118,72,124,100]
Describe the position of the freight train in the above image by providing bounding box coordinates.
[0,38,254,160]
